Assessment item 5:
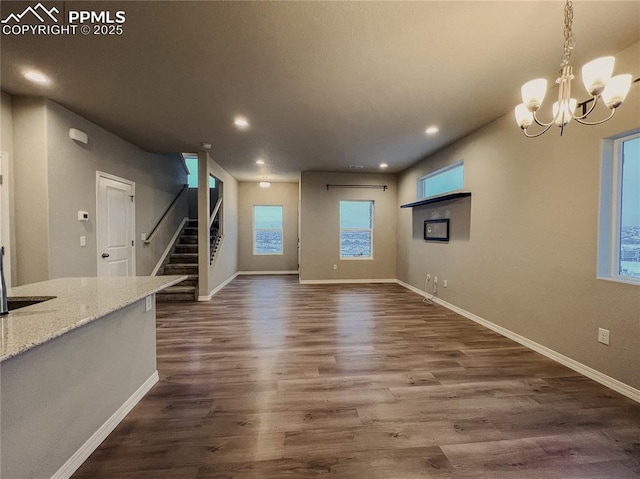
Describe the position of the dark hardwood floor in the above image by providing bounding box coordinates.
[73,275,640,478]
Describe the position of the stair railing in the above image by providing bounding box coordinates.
[209,197,223,263]
[144,184,188,244]
[209,197,222,229]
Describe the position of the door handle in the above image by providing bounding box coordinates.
[101,253,110,258]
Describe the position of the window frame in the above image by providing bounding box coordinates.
[597,130,640,286]
[417,160,464,200]
[339,200,374,260]
[253,204,284,256]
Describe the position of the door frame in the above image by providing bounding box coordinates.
[0,151,11,287]
[96,171,136,276]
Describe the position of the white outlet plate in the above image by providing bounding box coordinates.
[443,279,447,288]
[598,328,610,345]
[145,295,153,312]
[80,236,86,247]
[426,274,431,281]
[333,264,337,270]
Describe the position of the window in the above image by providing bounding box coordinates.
[418,161,464,199]
[253,205,283,255]
[598,132,640,284]
[340,200,373,259]
[184,155,216,188]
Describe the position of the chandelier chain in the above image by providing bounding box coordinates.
[560,0,575,69]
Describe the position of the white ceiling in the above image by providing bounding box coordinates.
[1,1,639,182]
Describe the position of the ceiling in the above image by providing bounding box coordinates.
[1,1,639,182]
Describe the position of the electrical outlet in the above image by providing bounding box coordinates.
[80,236,86,247]
[443,279,447,288]
[426,274,431,281]
[598,328,610,345]
[333,264,338,270]
[145,295,153,312]
[434,276,438,284]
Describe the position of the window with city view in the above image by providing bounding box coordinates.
[340,200,373,259]
[253,205,283,255]
[599,132,640,284]
[619,134,640,280]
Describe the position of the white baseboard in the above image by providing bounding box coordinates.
[52,371,160,479]
[151,217,189,276]
[395,279,640,404]
[299,278,397,285]
[198,272,238,301]
[396,279,435,300]
[237,270,299,275]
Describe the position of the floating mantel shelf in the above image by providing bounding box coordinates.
[400,192,471,208]
[326,184,387,191]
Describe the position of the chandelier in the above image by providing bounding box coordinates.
[514,0,632,137]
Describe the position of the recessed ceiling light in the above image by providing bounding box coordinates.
[201,142,212,150]
[256,158,265,165]
[259,181,271,188]
[380,163,388,169]
[425,126,439,135]
[234,116,250,129]
[349,165,364,169]
[24,70,50,85]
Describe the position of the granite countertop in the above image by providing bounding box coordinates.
[1,276,187,362]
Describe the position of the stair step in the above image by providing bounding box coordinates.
[188,219,198,227]
[163,264,198,275]
[175,244,197,254]
[184,227,198,235]
[157,292,196,302]
[162,285,196,294]
[180,236,198,245]
[179,275,198,286]
[156,282,197,302]
[170,253,198,264]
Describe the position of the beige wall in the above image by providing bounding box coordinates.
[238,182,299,272]
[12,97,50,285]
[198,152,239,298]
[10,96,188,283]
[300,171,397,281]
[397,41,640,389]
[1,91,17,285]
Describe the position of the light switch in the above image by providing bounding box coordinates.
[145,295,153,312]
[80,236,86,247]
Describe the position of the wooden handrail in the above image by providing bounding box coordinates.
[144,184,188,244]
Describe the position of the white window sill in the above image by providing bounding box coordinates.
[596,275,640,287]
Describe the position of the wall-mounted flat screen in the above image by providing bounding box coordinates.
[424,219,449,242]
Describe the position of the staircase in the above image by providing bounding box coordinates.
[157,220,199,301]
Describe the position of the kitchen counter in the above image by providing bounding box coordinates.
[1,275,186,361]
[1,274,187,479]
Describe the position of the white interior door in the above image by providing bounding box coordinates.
[97,172,135,277]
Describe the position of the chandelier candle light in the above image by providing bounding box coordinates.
[515,0,632,137]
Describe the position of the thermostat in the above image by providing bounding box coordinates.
[78,211,89,222]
